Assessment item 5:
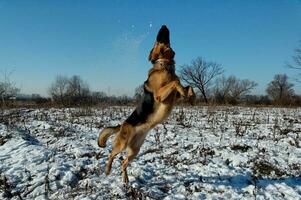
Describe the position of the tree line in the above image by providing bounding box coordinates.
[1,70,299,108]
[177,57,299,106]
[48,75,132,106]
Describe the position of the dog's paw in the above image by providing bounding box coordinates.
[184,86,196,105]
[122,172,129,184]
[188,95,196,105]
[155,96,162,102]
[105,164,111,176]
[178,87,187,98]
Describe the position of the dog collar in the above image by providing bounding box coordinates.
[154,59,175,71]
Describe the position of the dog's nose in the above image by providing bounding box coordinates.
[156,25,170,45]
[161,25,168,29]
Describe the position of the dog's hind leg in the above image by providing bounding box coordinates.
[122,147,139,184]
[105,123,132,176]
[105,139,125,176]
[121,131,147,184]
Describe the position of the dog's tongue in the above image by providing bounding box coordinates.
[156,25,170,45]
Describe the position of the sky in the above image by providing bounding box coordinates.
[0,0,301,97]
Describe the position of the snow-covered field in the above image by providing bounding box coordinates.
[0,106,301,200]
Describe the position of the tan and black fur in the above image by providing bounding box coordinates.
[98,25,195,184]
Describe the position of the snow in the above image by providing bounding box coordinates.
[0,106,301,199]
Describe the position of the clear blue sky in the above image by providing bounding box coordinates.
[0,0,301,97]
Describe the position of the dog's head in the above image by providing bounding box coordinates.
[148,25,175,64]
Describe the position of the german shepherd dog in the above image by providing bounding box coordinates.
[98,25,195,184]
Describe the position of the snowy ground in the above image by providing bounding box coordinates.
[0,106,301,200]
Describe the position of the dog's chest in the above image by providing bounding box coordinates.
[147,70,174,91]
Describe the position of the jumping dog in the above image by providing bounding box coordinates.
[98,25,195,184]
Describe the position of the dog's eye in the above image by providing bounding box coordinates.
[163,48,175,59]
[160,48,165,54]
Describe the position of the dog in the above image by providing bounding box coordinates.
[98,25,195,184]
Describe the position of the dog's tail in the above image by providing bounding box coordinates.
[98,125,121,148]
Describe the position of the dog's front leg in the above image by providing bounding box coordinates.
[155,81,186,102]
[185,86,196,105]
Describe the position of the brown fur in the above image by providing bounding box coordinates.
[98,26,195,184]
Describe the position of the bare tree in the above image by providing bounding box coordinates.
[287,41,301,82]
[179,57,223,103]
[49,75,90,106]
[213,75,257,104]
[48,75,69,104]
[0,70,20,107]
[266,74,294,105]
[67,75,90,99]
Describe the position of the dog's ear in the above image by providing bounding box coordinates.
[156,25,170,45]
[163,48,175,61]
[148,46,160,63]
[148,43,160,63]
[148,48,156,63]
